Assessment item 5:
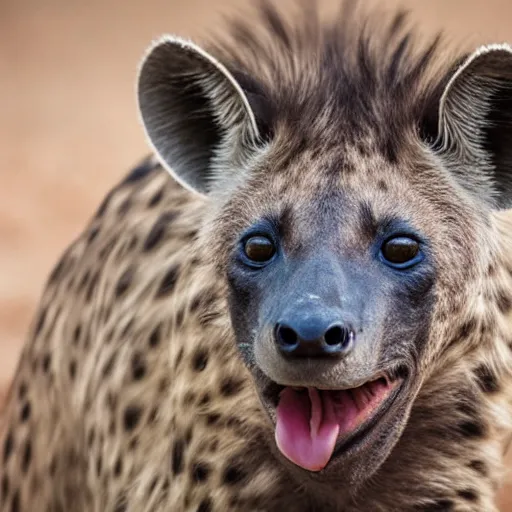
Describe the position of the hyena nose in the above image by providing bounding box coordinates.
[274,314,355,358]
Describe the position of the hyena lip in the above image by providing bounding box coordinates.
[261,366,407,463]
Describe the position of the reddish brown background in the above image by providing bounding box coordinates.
[2,0,512,507]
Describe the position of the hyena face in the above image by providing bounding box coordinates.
[138,4,512,490]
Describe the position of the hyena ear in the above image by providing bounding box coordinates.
[437,44,512,209]
[137,36,260,196]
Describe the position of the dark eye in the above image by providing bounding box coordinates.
[243,235,276,265]
[380,236,421,268]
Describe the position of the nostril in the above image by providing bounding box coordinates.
[324,325,345,346]
[324,324,354,351]
[276,324,298,347]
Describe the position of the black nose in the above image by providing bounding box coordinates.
[274,315,354,358]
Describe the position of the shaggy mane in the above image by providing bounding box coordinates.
[208,0,467,160]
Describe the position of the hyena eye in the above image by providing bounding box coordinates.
[380,236,421,268]
[243,235,276,265]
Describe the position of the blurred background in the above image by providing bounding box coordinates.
[2,0,512,507]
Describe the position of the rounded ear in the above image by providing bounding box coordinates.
[437,44,512,209]
[137,36,260,196]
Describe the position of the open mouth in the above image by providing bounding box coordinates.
[262,368,406,472]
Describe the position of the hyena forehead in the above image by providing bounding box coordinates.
[138,2,512,216]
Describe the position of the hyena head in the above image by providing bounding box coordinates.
[138,2,512,492]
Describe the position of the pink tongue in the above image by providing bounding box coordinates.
[275,388,340,472]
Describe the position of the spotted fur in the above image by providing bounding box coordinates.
[2,2,512,511]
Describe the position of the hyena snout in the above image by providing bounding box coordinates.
[274,305,355,359]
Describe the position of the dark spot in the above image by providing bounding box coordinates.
[143,212,178,252]
[18,382,27,400]
[468,460,487,478]
[149,324,162,348]
[20,402,31,423]
[206,414,220,426]
[88,428,96,448]
[78,270,91,290]
[458,419,486,438]
[3,432,13,463]
[148,476,158,495]
[87,226,100,244]
[199,393,210,406]
[422,499,454,511]
[69,360,77,380]
[114,495,127,512]
[105,328,115,344]
[192,462,210,483]
[474,364,499,393]
[185,427,193,445]
[118,198,132,215]
[171,439,185,475]
[496,290,512,313]
[102,354,117,378]
[185,229,198,242]
[48,258,66,284]
[49,457,57,476]
[115,267,135,297]
[114,457,123,477]
[377,179,388,191]
[457,489,477,502]
[197,498,212,512]
[99,238,117,259]
[226,417,244,431]
[191,295,202,312]
[35,309,46,336]
[95,190,114,217]
[120,319,134,338]
[223,463,246,486]
[159,377,170,394]
[176,308,185,328]
[122,158,156,184]
[73,324,82,345]
[220,377,243,397]
[457,318,477,341]
[456,398,479,418]
[191,288,218,314]
[21,440,32,473]
[229,497,241,508]
[123,405,142,431]
[156,265,180,298]
[106,392,118,412]
[0,475,7,504]
[10,490,19,512]
[148,188,164,207]
[148,407,158,424]
[192,350,208,372]
[129,437,139,451]
[358,200,378,240]
[96,455,103,476]
[85,272,99,302]
[128,235,138,251]
[175,347,184,369]
[131,352,147,381]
